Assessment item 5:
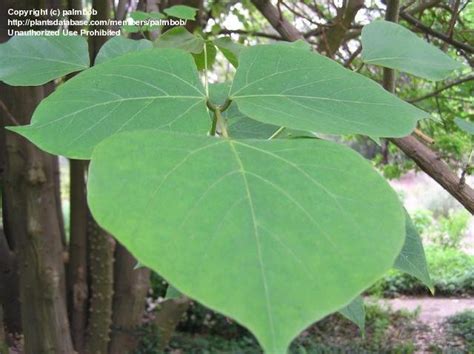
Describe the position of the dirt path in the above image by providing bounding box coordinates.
[376,297,473,353]
[380,297,474,323]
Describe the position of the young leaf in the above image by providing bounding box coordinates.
[338,296,365,332]
[163,5,198,20]
[0,35,89,86]
[213,37,244,67]
[455,117,474,135]
[7,49,209,159]
[361,20,464,81]
[230,45,427,138]
[155,27,204,54]
[193,41,217,70]
[394,211,433,292]
[94,37,153,65]
[88,130,405,353]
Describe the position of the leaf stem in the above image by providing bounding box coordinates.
[203,43,209,97]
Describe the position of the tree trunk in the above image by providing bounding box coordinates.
[1,84,74,354]
[68,160,89,352]
[83,2,117,353]
[85,217,116,354]
[0,306,8,354]
[108,245,150,354]
[1,0,74,352]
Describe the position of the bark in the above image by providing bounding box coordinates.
[84,217,116,354]
[0,306,8,354]
[65,1,90,351]
[0,221,20,334]
[250,0,304,41]
[319,0,364,57]
[154,297,190,349]
[248,0,474,214]
[83,2,117,353]
[1,84,74,354]
[1,1,74,352]
[0,101,21,334]
[108,244,150,354]
[67,160,89,352]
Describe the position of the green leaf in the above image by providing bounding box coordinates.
[282,39,312,51]
[7,49,209,159]
[455,118,474,135]
[95,37,153,65]
[193,41,217,70]
[88,130,405,353]
[230,44,427,138]
[0,35,89,86]
[361,20,464,81]
[394,211,433,292]
[163,5,198,20]
[213,37,244,67]
[155,27,204,54]
[339,296,365,332]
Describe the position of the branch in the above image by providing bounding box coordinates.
[249,0,474,214]
[385,0,474,214]
[408,75,474,103]
[400,11,474,53]
[217,28,284,41]
[250,0,303,41]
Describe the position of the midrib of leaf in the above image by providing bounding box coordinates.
[232,94,401,106]
[228,140,277,350]
[27,96,205,130]
[3,54,88,67]
[364,56,456,67]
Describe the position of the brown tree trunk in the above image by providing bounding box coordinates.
[68,160,89,352]
[84,217,116,354]
[1,0,74,352]
[108,245,150,354]
[0,306,8,354]
[2,84,74,354]
[83,2,117,353]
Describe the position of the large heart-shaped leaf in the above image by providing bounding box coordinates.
[0,35,89,86]
[88,130,405,353]
[7,48,209,159]
[95,37,153,65]
[230,44,427,138]
[361,20,464,81]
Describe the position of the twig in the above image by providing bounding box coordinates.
[400,11,474,53]
[408,75,474,103]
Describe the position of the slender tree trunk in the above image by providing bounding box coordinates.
[108,245,150,354]
[83,2,117,353]
[85,217,116,354]
[68,160,89,352]
[65,1,90,351]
